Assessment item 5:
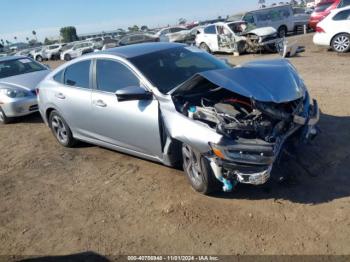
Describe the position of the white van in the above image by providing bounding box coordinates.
[242,4,295,37]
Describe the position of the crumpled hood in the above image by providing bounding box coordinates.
[170,59,306,103]
[245,26,277,37]
[0,70,50,91]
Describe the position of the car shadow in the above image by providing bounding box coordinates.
[211,112,350,205]
[17,251,110,262]
[9,112,44,124]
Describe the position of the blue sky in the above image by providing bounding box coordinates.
[0,0,273,42]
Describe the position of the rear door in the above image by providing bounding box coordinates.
[90,58,162,157]
[203,25,218,51]
[50,59,93,137]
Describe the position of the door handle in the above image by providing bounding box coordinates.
[55,93,65,99]
[93,99,107,107]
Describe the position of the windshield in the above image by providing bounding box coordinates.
[129,46,229,94]
[0,58,46,79]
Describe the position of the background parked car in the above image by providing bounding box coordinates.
[118,33,159,46]
[29,47,49,62]
[241,4,296,37]
[45,44,65,60]
[313,6,350,52]
[0,56,50,124]
[196,21,280,54]
[155,26,193,43]
[308,0,350,30]
[292,7,312,31]
[60,42,95,61]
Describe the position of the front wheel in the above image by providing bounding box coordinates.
[49,110,76,147]
[36,55,43,62]
[331,33,350,53]
[182,144,219,195]
[0,107,10,125]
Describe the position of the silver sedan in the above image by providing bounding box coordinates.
[0,56,50,124]
[38,43,319,195]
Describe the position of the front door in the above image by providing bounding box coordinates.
[91,58,163,158]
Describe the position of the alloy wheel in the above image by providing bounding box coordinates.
[333,35,350,52]
[0,110,4,122]
[182,144,203,187]
[51,115,68,144]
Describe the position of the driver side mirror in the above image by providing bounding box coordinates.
[115,86,153,102]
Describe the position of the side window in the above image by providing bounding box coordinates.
[53,70,64,83]
[64,60,91,88]
[333,10,350,20]
[96,59,140,93]
[243,13,255,24]
[339,0,350,8]
[204,25,216,34]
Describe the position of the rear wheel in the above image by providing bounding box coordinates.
[331,33,350,53]
[199,42,211,53]
[0,107,10,125]
[182,144,219,195]
[64,54,71,61]
[49,110,76,147]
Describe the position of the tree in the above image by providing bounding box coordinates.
[32,30,37,41]
[141,25,149,32]
[44,37,54,45]
[26,37,29,42]
[128,25,139,32]
[178,18,187,25]
[60,26,78,43]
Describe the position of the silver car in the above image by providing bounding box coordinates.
[0,56,50,124]
[38,43,319,195]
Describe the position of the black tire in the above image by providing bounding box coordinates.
[49,110,76,147]
[36,55,43,62]
[0,107,10,125]
[199,42,211,53]
[182,144,220,195]
[64,54,71,61]
[331,33,350,53]
[278,26,287,38]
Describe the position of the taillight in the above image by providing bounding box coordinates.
[36,88,40,95]
[316,27,325,33]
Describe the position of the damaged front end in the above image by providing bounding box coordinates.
[169,59,319,192]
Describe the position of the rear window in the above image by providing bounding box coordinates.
[0,58,46,79]
[339,0,350,7]
[333,9,350,20]
[315,2,334,12]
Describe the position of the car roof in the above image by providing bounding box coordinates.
[0,55,28,62]
[101,42,185,59]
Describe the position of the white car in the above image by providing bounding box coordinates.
[30,47,49,62]
[155,26,192,42]
[45,44,65,60]
[195,21,280,54]
[313,6,350,53]
[60,42,95,61]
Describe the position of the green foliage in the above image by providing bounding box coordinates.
[128,25,139,32]
[60,26,78,43]
[141,25,149,31]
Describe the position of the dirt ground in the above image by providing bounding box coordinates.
[0,33,349,257]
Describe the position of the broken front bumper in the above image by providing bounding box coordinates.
[209,99,319,190]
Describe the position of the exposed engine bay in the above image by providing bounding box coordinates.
[174,86,304,144]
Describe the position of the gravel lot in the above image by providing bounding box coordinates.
[0,33,349,256]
